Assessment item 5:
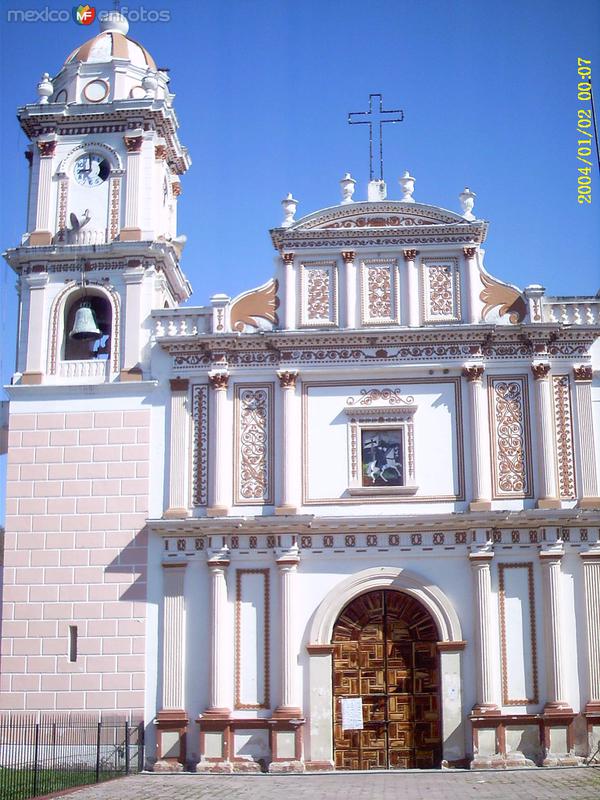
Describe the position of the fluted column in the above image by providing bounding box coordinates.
[403,249,419,327]
[161,563,187,710]
[22,272,49,384]
[207,371,230,516]
[282,253,296,330]
[469,550,500,713]
[573,366,600,508]
[540,547,572,713]
[463,365,492,511]
[532,363,560,508]
[29,138,56,245]
[342,251,357,329]
[121,132,143,240]
[121,263,145,379]
[205,551,231,716]
[276,371,300,514]
[164,378,190,518]
[463,247,480,324]
[274,546,301,717]
[581,548,600,714]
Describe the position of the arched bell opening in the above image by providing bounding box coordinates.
[332,589,442,770]
[63,290,112,361]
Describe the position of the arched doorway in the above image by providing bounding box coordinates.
[332,589,442,770]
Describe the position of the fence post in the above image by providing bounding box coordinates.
[32,722,40,797]
[95,721,102,783]
[138,723,145,773]
[125,720,130,775]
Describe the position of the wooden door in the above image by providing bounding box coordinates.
[332,589,441,770]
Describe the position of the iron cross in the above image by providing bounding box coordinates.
[348,94,404,181]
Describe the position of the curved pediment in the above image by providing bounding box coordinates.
[291,201,470,231]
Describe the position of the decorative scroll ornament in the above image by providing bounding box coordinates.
[428,265,454,317]
[238,389,270,501]
[573,364,593,381]
[531,362,551,380]
[367,266,392,319]
[347,388,415,407]
[307,269,331,320]
[480,272,527,324]
[462,364,484,382]
[229,278,279,333]
[552,376,576,499]
[492,380,529,495]
[277,370,298,389]
[192,385,209,506]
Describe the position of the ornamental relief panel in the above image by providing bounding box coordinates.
[360,259,398,325]
[234,384,274,504]
[421,258,461,323]
[299,260,338,327]
[489,377,533,498]
[552,375,576,499]
[191,385,209,506]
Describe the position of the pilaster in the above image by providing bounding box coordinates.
[463,365,492,511]
[531,363,560,508]
[573,366,600,508]
[120,262,145,380]
[469,548,500,714]
[403,249,419,327]
[282,253,296,330]
[207,371,231,516]
[204,550,232,717]
[341,251,357,329]
[164,378,190,519]
[121,132,143,241]
[274,545,301,718]
[463,247,480,324]
[539,545,572,714]
[29,138,56,245]
[580,548,600,715]
[275,371,300,514]
[22,272,49,384]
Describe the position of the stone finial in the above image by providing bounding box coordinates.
[340,173,356,204]
[460,187,476,220]
[367,179,387,202]
[142,71,158,98]
[281,193,298,227]
[399,171,415,203]
[37,73,53,104]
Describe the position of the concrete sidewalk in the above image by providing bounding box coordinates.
[55,767,600,800]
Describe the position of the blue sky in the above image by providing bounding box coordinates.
[0,0,599,381]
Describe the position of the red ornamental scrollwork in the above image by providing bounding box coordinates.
[463,247,477,259]
[531,362,551,380]
[367,266,392,319]
[307,268,330,320]
[346,388,414,407]
[208,372,229,390]
[172,182,182,197]
[493,380,528,494]
[155,144,167,160]
[37,140,57,157]
[277,370,298,389]
[124,135,143,153]
[239,389,269,500]
[573,364,593,382]
[428,265,453,317]
[462,365,484,382]
[403,249,418,261]
[341,251,355,263]
[282,252,295,264]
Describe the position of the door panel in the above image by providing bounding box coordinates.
[332,589,442,770]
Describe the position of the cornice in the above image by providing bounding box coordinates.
[5,380,158,400]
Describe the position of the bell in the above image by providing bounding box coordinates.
[69,302,102,341]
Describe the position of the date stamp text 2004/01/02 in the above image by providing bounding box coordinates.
[577,58,593,204]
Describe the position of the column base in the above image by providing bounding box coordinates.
[120,227,142,241]
[155,709,189,766]
[470,752,536,770]
[578,497,600,509]
[469,500,492,512]
[268,760,305,773]
[470,704,501,717]
[119,367,143,382]
[543,702,574,716]
[537,498,562,509]
[272,706,302,719]
[584,701,600,716]
[195,760,234,774]
[201,708,232,719]
[206,507,230,518]
[20,372,43,385]
[275,506,298,516]
[28,230,53,246]
[304,760,335,771]
[163,508,190,520]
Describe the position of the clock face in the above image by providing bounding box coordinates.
[73,154,110,187]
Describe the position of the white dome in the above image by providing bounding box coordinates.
[64,20,156,70]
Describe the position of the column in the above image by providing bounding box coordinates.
[207,371,230,516]
[120,262,145,379]
[539,547,572,713]
[463,365,492,511]
[532,363,560,508]
[573,365,600,508]
[342,251,357,329]
[274,546,301,717]
[403,249,420,327]
[164,378,190,518]
[29,138,56,246]
[463,247,480,324]
[469,551,500,713]
[22,272,49,384]
[276,371,300,514]
[121,132,143,241]
[581,548,600,715]
[156,563,188,766]
[205,551,231,716]
[282,253,296,330]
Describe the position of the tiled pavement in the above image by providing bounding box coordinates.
[55,768,600,800]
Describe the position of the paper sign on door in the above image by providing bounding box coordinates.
[341,697,364,730]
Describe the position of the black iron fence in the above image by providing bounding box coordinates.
[0,714,144,800]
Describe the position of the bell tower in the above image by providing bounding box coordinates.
[6,11,191,385]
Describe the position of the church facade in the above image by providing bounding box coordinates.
[1,13,600,773]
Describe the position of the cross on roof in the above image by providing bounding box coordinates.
[348,94,404,182]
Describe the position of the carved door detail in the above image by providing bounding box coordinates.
[332,589,441,770]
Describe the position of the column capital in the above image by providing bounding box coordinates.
[341,250,355,263]
[531,361,551,380]
[463,247,477,259]
[469,551,494,565]
[281,252,295,264]
[276,544,300,570]
[277,370,298,389]
[124,134,143,153]
[37,139,57,157]
[573,364,593,382]
[403,249,418,261]
[162,561,188,571]
[169,377,189,392]
[579,548,600,562]
[208,371,229,390]
[539,548,564,562]
[463,363,485,382]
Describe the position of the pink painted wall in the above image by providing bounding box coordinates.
[1,409,149,714]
